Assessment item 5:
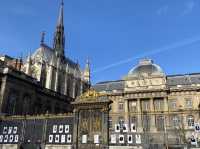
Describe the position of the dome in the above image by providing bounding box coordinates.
[128,59,164,77]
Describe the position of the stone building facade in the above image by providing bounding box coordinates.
[0,1,90,116]
[0,59,200,149]
[0,60,73,115]
[22,1,90,97]
[93,58,200,148]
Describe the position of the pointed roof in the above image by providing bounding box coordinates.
[85,59,90,72]
[53,0,65,57]
[57,0,64,27]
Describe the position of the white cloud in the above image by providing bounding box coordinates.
[182,0,195,15]
[156,5,169,16]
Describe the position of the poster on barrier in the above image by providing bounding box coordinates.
[13,127,17,134]
[115,124,120,132]
[111,134,116,144]
[0,135,3,142]
[65,125,69,133]
[94,135,99,144]
[55,135,59,143]
[135,134,141,144]
[128,135,133,144]
[49,135,53,143]
[82,135,87,143]
[53,125,57,133]
[119,135,124,144]
[14,135,18,142]
[59,125,64,133]
[123,124,128,132]
[194,123,200,132]
[67,134,72,143]
[61,135,65,143]
[8,127,13,134]
[131,123,136,132]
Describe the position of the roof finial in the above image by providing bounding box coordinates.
[40,31,45,45]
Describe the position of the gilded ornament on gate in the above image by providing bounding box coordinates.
[79,89,106,101]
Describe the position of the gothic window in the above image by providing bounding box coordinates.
[156,115,164,131]
[187,115,194,127]
[34,99,42,114]
[57,73,62,93]
[51,69,56,90]
[75,81,79,98]
[22,95,31,115]
[40,63,47,87]
[154,99,164,111]
[185,99,192,109]
[129,101,137,112]
[6,93,17,115]
[67,77,71,96]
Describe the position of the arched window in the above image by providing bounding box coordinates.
[6,93,17,115]
[23,95,31,115]
[187,115,194,127]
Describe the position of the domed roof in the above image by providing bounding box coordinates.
[128,59,164,77]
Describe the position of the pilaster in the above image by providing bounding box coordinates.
[137,98,143,132]
[150,98,156,132]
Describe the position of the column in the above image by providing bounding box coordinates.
[163,97,169,129]
[164,97,168,112]
[45,65,53,90]
[124,99,129,124]
[137,98,143,132]
[150,98,156,132]
[64,73,68,95]
[54,68,59,92]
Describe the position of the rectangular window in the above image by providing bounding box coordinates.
[156,115,164,131]
[142,114,150,131]
[169,100,176,110]
[129,101,137,112]
[154,99,164,111]
[187,115,194,127]
[118,102,124,111]
[130,116,137,132]
[142,100,150,111]
[171,115,180,127]
[185,99,192,108]
[118,116,124,129]
[109,117,112,129]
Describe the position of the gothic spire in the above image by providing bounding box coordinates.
[83,58,91,84]
[57,0,64,27]
[40,31,45,45]
[53,0,65,57]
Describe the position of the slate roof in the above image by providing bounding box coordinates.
[93,73,200,92]
[31,44,79,69]
[167,73,200,86]
[93,80,124,92]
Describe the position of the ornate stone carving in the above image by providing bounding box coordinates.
[78,89,106,101]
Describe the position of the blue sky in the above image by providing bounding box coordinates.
[0,0,200,84]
